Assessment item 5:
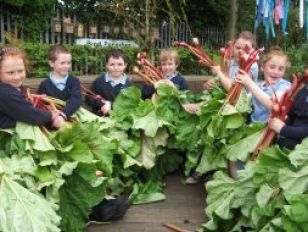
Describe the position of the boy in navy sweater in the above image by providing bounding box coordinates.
[38,45,82,126]
[142,48,188,99]
[0,47,60,129]
[85,49,131,115]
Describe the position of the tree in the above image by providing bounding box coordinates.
[95,0,188,50]
[227,0,238,40]
[1,0,57,41]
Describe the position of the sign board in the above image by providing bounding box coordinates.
[76,38,138,47]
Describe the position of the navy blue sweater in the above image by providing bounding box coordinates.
[0,83,52,129]
[38,76,82,117]
[278,85,308,149]
[141,73,188,99]
[85,74,131,114]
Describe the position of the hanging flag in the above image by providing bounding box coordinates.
[299,0,304,28]
[306,0,308,39]
[282,0,290,34]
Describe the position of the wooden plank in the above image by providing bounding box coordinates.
[87,172,207,232]
[23,75,210,92]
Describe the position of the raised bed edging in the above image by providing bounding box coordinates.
[24,75,211,92]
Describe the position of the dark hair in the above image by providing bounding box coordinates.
[48,45,71,62]
[105,49,127,63]
[236,31,257,48]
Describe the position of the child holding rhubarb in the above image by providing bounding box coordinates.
[268,66,308,150]
[235,47,291,123]
[0,47,61,129]
[40,46,130,223]
[38,45,82,126]
[85,49,131,115]
[204,31,259,91]
[141,48,188,99]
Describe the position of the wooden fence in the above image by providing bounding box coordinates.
[0,11,226,49]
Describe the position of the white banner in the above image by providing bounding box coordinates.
[76,38,138,47]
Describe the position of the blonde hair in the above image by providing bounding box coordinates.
[262,46,290,68]
[159,48,180,65]
[0,47,28,71]
[236,31,257,48]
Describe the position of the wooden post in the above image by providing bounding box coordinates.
[0,13,4,43]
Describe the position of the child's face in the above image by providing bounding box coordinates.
[233,38,252,62]
[0,56,26,88]
[262,55,287,85]
[49,53,72,78]
[161,58,178,78]
[106,56,127,79]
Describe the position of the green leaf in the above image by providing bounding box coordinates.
[68,140,94,163]
[16,122,54,151]
[288,138,308,168]
[137,130,169,169]
[279,166,308,201]
[133,111,170,137]
[256,184,280,208]
[0,175,60,232]
[224,113,245,129]
[58,164,107,232]
[205,171,235,220]
[226,129,263,161]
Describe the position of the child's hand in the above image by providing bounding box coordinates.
[268,118,285,133]
[203,79,216,90]
[235,69,253,87]
[101,101,112,115]
[154,79,175,88]
[210,65,221,76]
[52,115,65,128]
[183,103,199,114]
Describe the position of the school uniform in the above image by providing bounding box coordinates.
[278,84,308,149]
[38,73,82,117]
[251,79,291,123]
[0,83,52,129]
[229,59,259,82]
[85,73,131,114]
[141,72,188,99]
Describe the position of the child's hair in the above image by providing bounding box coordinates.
[105,49,127,63]
[48,45,71,62]
[262,46,290,68]
[235,31,257,48]
[0,47,28,71]
[159,48,180,65]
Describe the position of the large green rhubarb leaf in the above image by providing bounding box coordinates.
[0,175,60,232]
[16,122,54,151]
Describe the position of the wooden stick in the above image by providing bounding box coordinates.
[162,223,192,232]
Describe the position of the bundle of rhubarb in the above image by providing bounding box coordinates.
[219,40,233,74]
[226,45,264,105]
[132,52,163,85]
[252,71,308,158]
[173,38,216,69]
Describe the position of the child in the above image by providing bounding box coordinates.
[85,49,131,115]
[235,47,291,123]
[39,46,130,223]
[141,48,188,99]
[38,45,82,126]
[204,31,259,91]
[0,47,61,129]
[268,66,308,150]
